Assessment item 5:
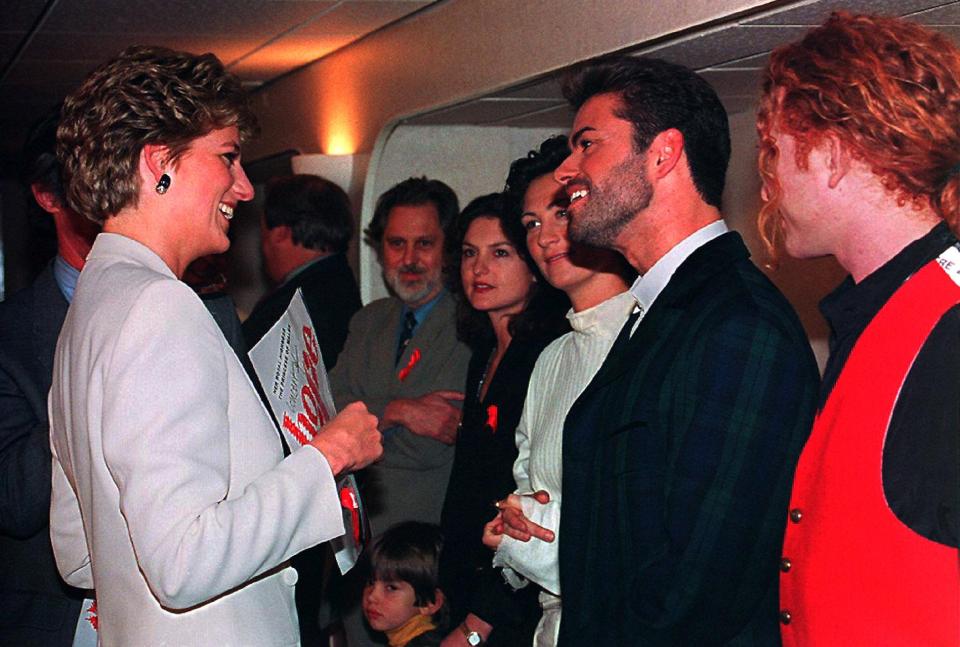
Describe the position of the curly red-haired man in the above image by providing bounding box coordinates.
[757,12,960,647]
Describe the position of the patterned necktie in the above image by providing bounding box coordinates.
[395,311,417,366]
[608,304,643,357]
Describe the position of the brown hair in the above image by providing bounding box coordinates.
[57,45,258,224]
[757,12,960,254]
[444,192,570,351]
[364,176,459,252]
[367,522,444,608]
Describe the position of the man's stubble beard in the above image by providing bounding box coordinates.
[383,265,442,307]
[569,154,653,250]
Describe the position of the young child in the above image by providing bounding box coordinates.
[362,521,447,647]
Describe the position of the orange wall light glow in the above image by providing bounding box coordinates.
[323,127,357,155]
[316,61,363,155]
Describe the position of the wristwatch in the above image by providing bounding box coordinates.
[460,622,482,646]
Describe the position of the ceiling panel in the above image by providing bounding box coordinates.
[0,0,437,164]
[230,34,357,80]
[231,0,430,80]
[16,32,260,67]
[37,1,337,36]
[5,0,960,164]
[412,0,960,128]
[710,51,770,71]
[0,0,53,31]
[639,25,810,70]
[1,59,103,85]
[0,81,72,105]
[497,77,566,101]
[296,0,431,36]
[406,98,565,126]
[910,3,960,23]
[0,32,28,68]
[493,104,573,129]
[744,0,945,25]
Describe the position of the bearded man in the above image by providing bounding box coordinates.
[331,177,470,536]
[500,58,819,646]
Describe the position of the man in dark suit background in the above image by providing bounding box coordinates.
[500,57,819,646]
[0,110,95,645]
[243,174,362,370]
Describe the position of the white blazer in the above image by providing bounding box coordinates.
[49,233,344,646]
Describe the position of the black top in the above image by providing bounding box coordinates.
[0,264,85,646]
[243,253,361,370]
[199,292,247,358]
[557,232,819,646]
[819,222,959,546]
[440,329,561,646]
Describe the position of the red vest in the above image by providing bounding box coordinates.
[781,253,960,647]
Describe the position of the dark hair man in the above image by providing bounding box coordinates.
[0,108,95,647]
[242,173,362,369]
[330,177,470,647]
[757,12,960,646]
[501,57,819,646]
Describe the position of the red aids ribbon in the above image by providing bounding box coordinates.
[87,599,98,631]
[397,348,422,381]
[485,404,498,434]
[339,487,362,545]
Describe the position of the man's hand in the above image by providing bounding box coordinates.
[380,390,464,445]
[496,491,555,543]
[309,402,382,476]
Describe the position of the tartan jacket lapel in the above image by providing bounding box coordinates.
[581,232,750,397]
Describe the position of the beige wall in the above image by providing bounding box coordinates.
[247,0,773,160]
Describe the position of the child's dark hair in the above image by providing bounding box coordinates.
[368,521,443,608]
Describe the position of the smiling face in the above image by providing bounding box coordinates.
[555,93,653,249]
[381,203,445,308]
[362,579,425,633]
[460,215,534,319]
[167,125,253,261]
[520,173,605,293]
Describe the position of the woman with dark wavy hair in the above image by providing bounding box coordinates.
[483,136,634,647]
[438,193,568,646]
[47,46,381,645]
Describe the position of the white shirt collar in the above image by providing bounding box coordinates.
[629,220,729,312]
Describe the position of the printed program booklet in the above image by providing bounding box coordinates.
[248,289,369,574]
